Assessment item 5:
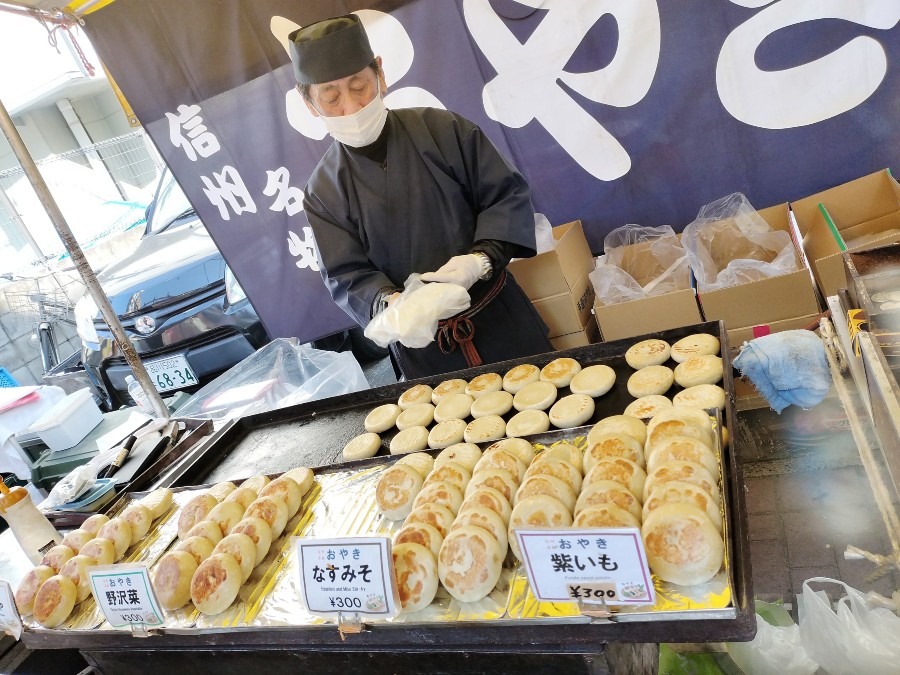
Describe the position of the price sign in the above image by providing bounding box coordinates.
[88,564,164,629]
[516,528,655,605]
[295,536,399,618]
[0,580,23,640]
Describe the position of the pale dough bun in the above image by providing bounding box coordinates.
[508,495,573,559]
[342,432,381,461]
[569,364,617,397]
[515,474,577,513]
[540,357,582,387]
[397,452,435,478]
[392,542,439,613]
[624,395,673,420]
[33,574,77,628]
[642,502,724,586]
[674,355,723,388]
[642,480,722,533]
[225,487,258,511]
[389,426,430,455]
[207,500,245,538]
[465,468,518,503]
[433,393,474,423]
[191,553,242,615]
[398,383,434,409]
[244,496,289,539]
[625,339,672,369]
[231,516,274,565]
[451,504,508,552]
[80,513,110,537]
[187,520,223,546]
[241,475,271,494]
[15,565,55,615]
[175,535,216,565]
[412,481,464,515]
[428,419,467,449]
[584,457,647,501]
[406,503,456,538]
[574,504,640,528]
[140,487,174,519]
[465,372,503,398]
[153,550,198,610]
[364,403,402,433]
[463,415,506,444]
[644,460,720,504]
[671,333,720,363]
[459,486,512,525]
[584,433,646,473]
[470,390,514,418]
[208,481,237,501]
[537,442,583,474]
[432,378,468,404]
[588,415,647,447]
[434,443,482,471]
[282,467,315,497]
[98,518,133,561]
[260,476,303,517]
[394,522,444,557]
[575,480,643,522]
[122,503,153,545]
[512,381,558,412]
[213,532,256,583]
[423,461,471,492]
[524,456,582,494]
[484,438,536,466]
[646,419,714,455]
[647,435,718,477]
[438,525,504,603]
[627,365,675,398]
[34,544,68,575]
[549,394,595,429]
[61,529,93,555]
[79,538,115,566]
[177,493,219,539]
[673,384,727,411]
[474,449,526,483]
[59,554,95,603]
[396,403,435,430]
[505,409,550,438]
[375,463,424,520]
[502,363,541,394]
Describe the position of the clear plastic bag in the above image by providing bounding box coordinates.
[534,212,556,254]
[727,601,818,675]
[682,193,798,292]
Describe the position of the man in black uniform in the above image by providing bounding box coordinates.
[290,14,552,380]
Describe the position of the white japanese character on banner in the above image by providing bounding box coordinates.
[263,167,305,216]
[200,166,257,221]
[718,0,900,129]
[165,104,221,161]
[271,9,445,140]
[287,226,320,271]
[463,0,660,181]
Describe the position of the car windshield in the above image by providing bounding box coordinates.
[146,171,195,235]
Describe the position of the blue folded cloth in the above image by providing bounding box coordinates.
[733,330,830,413]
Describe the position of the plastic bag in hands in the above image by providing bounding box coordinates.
[799,577,900,675]
[727,601,818,675]
[682,193,798,292]
[364,274,471,348]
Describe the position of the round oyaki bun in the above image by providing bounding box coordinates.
[140,487,174,519]
[512,381,558,412]
[588,415,647,447]
[342,432,382,461]
[364,403,402,433]
[646,419,714,455]
[213,533,257,583]
[390,426,430,455]
[80,513,110,537]
[538,443,583,474]
[674,355,724,388]
[671,333,721,363]
[524,456,582,494]
[624,395,673,420]
[97,518,133,560]
[177,493,219,539]
[673,384,727,411]
[175,535,216,565]
[244,496,289,539]
[190,552,242,615]
[225,487,259,511]
[460,486,512,524]
[241,475,271,494]
[153,550,198,610]
[465,468,518,503]
[206,500,246,538]
[282,467,315,497]
[428,419,467,450]
[432,378,468,404]
[231,517,274,566]
[584,432,646,473]
[451,504,508,551]
[15,565,55,615]
[32,574,77,628]
[485,438,536,466]
[584,457,647,501]
[434,443,482,471]
[648,406,714,438]
[627,365,675,398]
[625,339,672,369]
[548,394,595,429]
[61,529,93,555]
[642,480,722,533]
[470,390,514,418]
[505,409,550,438]
[502,363,541,394]
[575,480,643,522]
[260,476,303,517]
[397,452,435,478]
[375,463,424,520]
[438,525,504,603]
[569,364,617,398]
[642,502,724,586]
[648,435,718,477]
[539,357,582,387]
[515,474,577,513]
[474,449,526,483]
[644,461,720,504]
[79,538,115,566]
[187,520,223,545]
[405,503,456,538]
[208,481,237,501]
[433,393,474,423]
[424,461,472,492]
[59,554,95,603]
[394,522,445,557]
[574,504,640,529]
[412,481,465,515]
[398,383,434,409]
[508,496,573,559]
[396,403,435,430]
[392,542,439,613]
[465,372,503,398]
[463,415,506,444]
[122,503,153,545]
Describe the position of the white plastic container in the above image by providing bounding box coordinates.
[27,388,103,452]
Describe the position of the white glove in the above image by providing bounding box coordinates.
[420,254,487,289]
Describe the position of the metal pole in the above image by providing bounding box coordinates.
[0,96,169,419]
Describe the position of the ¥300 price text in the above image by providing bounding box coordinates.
[329,596,362,609]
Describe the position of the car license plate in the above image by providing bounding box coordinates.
[145,354,198,392]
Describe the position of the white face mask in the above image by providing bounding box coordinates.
[317,83,388,148]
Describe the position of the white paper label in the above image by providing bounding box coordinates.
[88,564,164,629]
[295,536,398,618]
[0,581,22,640]
[516,528,656,605]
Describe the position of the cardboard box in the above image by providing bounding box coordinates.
[507,221,594,300]
[697,204,821,328]
[593,290,702,342]
[726,313,822,357]
[550,318,601,351]
[532,272,595,338]
[791,169,900,297]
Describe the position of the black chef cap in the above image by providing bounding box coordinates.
[288,14,375,85]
